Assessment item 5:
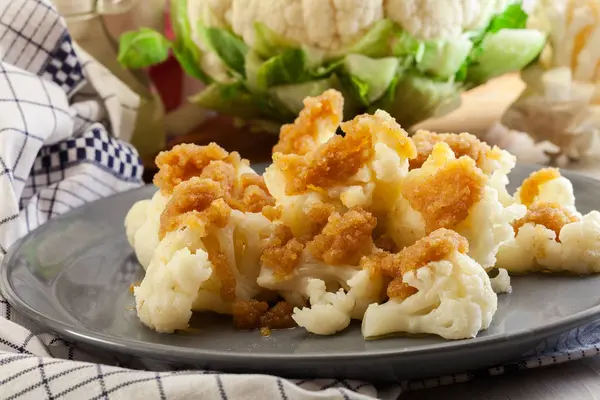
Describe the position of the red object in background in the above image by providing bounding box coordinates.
[147,9,183,113]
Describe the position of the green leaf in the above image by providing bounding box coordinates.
[467,29,546,85]
[391,28,424,59]
[269,77,340,115]
[417,37,473,78]
[456,2,532,83]
[190,82,265,119]
[253,22,296,59]
[169,0,211,83]
[256,49,313,88]
[343,54,400,104]
[244,50,264,93]
[346,19,395,58]
[487,3,528,33]
[373,73,462,128]
[117,28,171,69]
[198,25,248,77]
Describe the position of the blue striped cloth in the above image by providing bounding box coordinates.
[2,1,600,399]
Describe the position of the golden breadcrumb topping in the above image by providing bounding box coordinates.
[232,299,268,330]
[374,234,399,253]
[305,202,337,237]
[343,112,416,160]
[276,118,374,195]
[363,229,468,299]
[410,130,502,170]
[232,300,296,330]
[260,225,305,278]
[260,301,296,329]
[158,178,229,239]
[207,251,237,302]
[513,201,579,240]
[402,152,487,234]
[261,205,282,221]
[307,207,377,266]
[272,89,343,156]
[518,168,561,207]
[154,143,230,194]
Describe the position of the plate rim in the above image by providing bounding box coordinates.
[3,163,600,363]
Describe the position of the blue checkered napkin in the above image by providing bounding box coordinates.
[1,1,600,400]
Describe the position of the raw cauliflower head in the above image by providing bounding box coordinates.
[496,202,600,274]
[264,89,416,239]
[257,207,388,335]
[132,144,279,333]
[361,229,498,340]
[514,167,578,214]
[387,141,526,269]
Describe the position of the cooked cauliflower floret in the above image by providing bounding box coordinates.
[362,229,498,340]
[489,268,512,294]
[388,142,526,268]
[497,204,600,274]
[514,167,578,214]
[410,129,517,206]
[265,91,416,238]
[125,190,169,270]
[134,228,213,333]
[292,279,355,335]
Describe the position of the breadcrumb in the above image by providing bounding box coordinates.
[410,130,502,170]
[343,112,416,160]
[273,89,343,156]
[305,203,337,236]
[374,234,399,253]
[260,301,296,329]
[276,117,374,195]
[261,225,305,278]
[513,201,579,240]
[261,205,282,221]
[200,160,236,192]
[307,207,377,266]
[232,300,296,330]
[363,229,468,299]
[518,168,561,207]
[158,178,228,239]
[208,251,237,302]
[232,299,269,330]
[402,153,487,234]
[154,143,229,194]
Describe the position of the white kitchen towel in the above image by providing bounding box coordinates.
[2,1,600,400]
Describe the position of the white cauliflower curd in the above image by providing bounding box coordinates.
[257,207,387,334]
[496,205,600,274]
[388,141,526,269]
[131,143,279,333]
[514,167,578,214]
[264,90,416,239]
[362,229,498,340]
[125,190,169,270]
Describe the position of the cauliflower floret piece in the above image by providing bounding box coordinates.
[134,228,213,333]
[496,203,600,274]
[125,190,169,270]
[292,279,355,335]
[411,129,517,206]
[489,268,512,294]
[388,142,526,268]
[258,207,387,325]
[265,91,416,238]
[514,167,578,214]
[361,229,498,340]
